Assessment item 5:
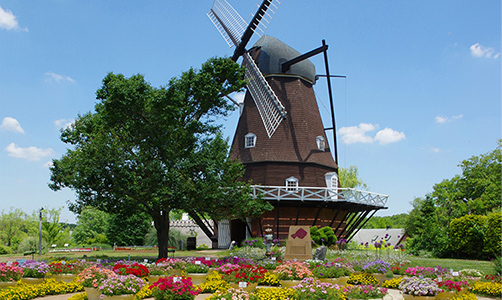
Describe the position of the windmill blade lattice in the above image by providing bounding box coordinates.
[249,0,282,37]
[243,52,286,138]
[207,0,247,47]
[208,0,287,138]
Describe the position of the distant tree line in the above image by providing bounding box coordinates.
[0,205,192,254]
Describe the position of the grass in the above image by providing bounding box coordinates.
[407,256,493,275]
[0,248,229,263]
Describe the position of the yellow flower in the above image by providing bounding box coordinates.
[382,277,402,289]
[255,287,293,300]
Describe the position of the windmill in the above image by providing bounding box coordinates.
[204,0,388,248]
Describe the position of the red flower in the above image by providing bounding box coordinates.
[113,263,149,277]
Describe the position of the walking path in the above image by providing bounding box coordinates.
[37,289,496,300]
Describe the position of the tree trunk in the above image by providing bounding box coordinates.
[153,210,170,259]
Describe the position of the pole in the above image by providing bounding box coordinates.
[38,207,44,255]
[322,39,338,165]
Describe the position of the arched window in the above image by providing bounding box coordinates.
[316,136,325,151]
[245,133,256,148]
[285,176,299,192]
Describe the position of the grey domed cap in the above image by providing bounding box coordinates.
[252,35,316,84]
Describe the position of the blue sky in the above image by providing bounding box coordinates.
[0,1,500,224]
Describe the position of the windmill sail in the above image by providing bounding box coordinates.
[208,0,286,138]
[243,52,286,137]
[207,0,246,47]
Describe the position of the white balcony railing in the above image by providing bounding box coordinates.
[250,185,388,208]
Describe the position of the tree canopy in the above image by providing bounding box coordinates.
[339,166,368,190]
[49,57,272,258]
[405,140,501,258]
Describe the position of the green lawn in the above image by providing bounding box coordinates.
[407,256,494,275]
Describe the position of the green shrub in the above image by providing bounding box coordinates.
[483,210,501,257]
[17,236,47,254]
[492,256,502,275]
[196,244,210,250]
[0,245,12,254]
[310,226,336,247]
[450,214,487,259]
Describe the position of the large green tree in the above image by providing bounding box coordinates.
[405,141,501,258]
[72,207,109,245]
[430,140,501,216]
[49,57,272,258]
[106,210,151,246]
[0,208,31,248]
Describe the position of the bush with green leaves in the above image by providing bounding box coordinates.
[310,226,336,247]
[450,214,487,259]
[483,210,501,257]
[17,236,46,254]
[492,256,502,275]
[0,245,12,254]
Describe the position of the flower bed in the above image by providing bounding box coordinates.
[343,284,388,299]
[0,262,24,282]
[273,261,312,280]
[290,277,344,300]
[149,276,200,300]
[98,274,145,296]
[0,278,83,300]
[22,260,49,279]
[113,262,150,277]
[0,256,499,300]
[76,265,117,288]
[382,276,402,289]
[469,280,502,298]
[219,264,266,283]
[399,277,443,297]
[48,261,78,275]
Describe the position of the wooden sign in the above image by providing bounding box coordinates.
[284,226,312,261]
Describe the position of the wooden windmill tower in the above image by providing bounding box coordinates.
[206,0,388,247]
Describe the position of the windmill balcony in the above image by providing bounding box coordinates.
[250,185,388,208]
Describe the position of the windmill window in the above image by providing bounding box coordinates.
[316,136,325,151]
[285,176,299,192]
[324,172,339,199]
[245,133,256,148]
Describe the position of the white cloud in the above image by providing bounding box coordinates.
[0,6,27,31]
[338,123,377,144]
[338,122,405,145]
[0,117,25,133]
[422,147,447,153]
[5,143,54,161]
[374,128,406,145]
[470,43,500,59]
[43,161,54,168]
[45,72,75,83]
[435,114,463,124]
[54,119,74,130]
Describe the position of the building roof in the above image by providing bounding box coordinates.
[252,35,317,84]
[350,228,405,248]
[229,76,337,170]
